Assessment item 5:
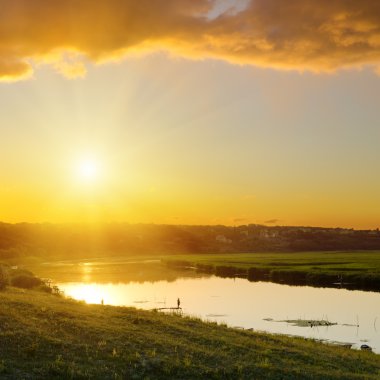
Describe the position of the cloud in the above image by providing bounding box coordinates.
[264,219,279,224]
[233,218,249,223]
[51,52,87,79]
[0,58,32,82]
[1,0,380,81]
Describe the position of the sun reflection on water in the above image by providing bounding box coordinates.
[80,262,93,282]
[66,284,103,304]
[62,283,135,306]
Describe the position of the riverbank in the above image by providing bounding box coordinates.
[0,287,380,379]
[7,250,380,292]
[164,251,380,291]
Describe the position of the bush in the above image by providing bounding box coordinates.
[0,266,8,290]
[10,274,42,289]
[35,284,53,293]
[215,265,238,278]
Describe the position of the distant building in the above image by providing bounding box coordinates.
[259,229,278,239]
[216,235,232,244]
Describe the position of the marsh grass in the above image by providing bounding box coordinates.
[164,251,380,291]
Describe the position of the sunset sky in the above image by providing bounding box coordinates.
[1,0,380,228]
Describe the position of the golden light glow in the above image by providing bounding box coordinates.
[60,283,134,306]
[0,2,379,229]
[77,158,100,182]
[65,284,106,305]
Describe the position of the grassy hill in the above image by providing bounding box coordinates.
[1,288,380,379]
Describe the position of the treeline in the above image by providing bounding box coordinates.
[1,222,380,259]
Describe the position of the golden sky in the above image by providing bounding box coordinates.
[0,0,380,228]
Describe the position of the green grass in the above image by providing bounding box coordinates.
[164,251,380,271]
[1,287,380,379]
[164,251,380,290]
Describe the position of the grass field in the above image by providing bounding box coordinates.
[1,287,380,379]
[164,251,380,291]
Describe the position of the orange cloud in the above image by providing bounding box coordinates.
[0,58,32,81]
[1,0,380,81]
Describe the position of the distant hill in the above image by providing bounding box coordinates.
[1,222,380,260]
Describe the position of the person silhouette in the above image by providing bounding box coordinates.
[177,298,180,309]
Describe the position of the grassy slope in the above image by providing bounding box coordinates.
[0,288,380,379]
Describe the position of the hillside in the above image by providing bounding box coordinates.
[1,288,380,379]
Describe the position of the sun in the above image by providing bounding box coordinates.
[78,159,99,181]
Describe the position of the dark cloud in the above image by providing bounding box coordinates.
[206,0,380,71]
[1,0,380,81]
[264,219,279,224]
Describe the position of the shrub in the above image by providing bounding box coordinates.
[0,266,8,290]
[35,284,53,293]
[215,265,237,278]
[10,274,42,289]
